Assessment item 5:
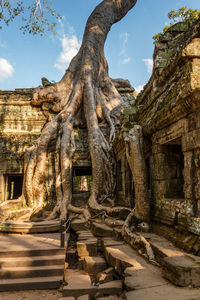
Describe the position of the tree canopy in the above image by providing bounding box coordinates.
[0,0,61,35]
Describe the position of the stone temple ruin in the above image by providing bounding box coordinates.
[0,20,200,298]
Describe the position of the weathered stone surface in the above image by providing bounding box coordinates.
[124,267,167,291]
[97,297,119,300]
[77,231,95,240]
[125,284,200,300]
[63,274,122,297]
[98,280,122,295]
[103,240,143,275]
[162,255,200,287]
[59,298,75,300]
[63,274,96,297]
[95,267,114,284]
[76,240,98,257]
[84,256,107,275]
[77,295,90,300]
[91,223,113,237]
[182,38,200,58]
[70,219,89,232]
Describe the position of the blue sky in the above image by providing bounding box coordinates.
[0,0,199,92]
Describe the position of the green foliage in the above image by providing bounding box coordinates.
[153,7,200,43]
[0,0,62,36]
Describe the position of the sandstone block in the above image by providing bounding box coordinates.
[124,267,166,291]
[91,223,113,237]
[96,267,114,284]
[162,255,200,287]
[70,219,89,232]
[103,241,143,275]
[77,295,90,300]
[76,239,98,257]
[84,256,107,275]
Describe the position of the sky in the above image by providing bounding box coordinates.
[0,0,199,93]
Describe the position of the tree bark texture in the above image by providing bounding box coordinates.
[21,0,137,219]
[124,125,150,222]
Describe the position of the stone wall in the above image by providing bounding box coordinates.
[117,19,200,241]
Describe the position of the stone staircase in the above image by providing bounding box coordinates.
[0,233,66,291]
[59,218,200,300]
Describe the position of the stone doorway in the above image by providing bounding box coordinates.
[72,167,92,193]
[4,174,23,200]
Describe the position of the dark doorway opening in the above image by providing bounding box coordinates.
[164,144,184,199]
[5,174,23,200]
[72,167,92,193]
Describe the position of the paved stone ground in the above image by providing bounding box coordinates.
[0,289,62,300]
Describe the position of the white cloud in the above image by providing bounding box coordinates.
[119,32,131,64]
[54,34,81,72]
[142,58,153,73]
[121,57,131,64]
[135,84,144,94]
[120,32,129,55]
[0,58,14,81]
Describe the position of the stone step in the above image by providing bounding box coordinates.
[124,267,167,291]
[91,222,113,237]
[102,239,143,275]
[83,256,107,275]
[0,275,63,291]
[0,254,65,268]
[162,255,200,287]
[0,265,64,279]
[63,273,122,298]
[70,219,89,232]
[0,220,61,233]
[59,296,89,300]
[0,208,33,222]
[0,247,65,258]
[139,232,200,287]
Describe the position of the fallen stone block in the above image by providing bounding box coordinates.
[76,239,98,257]
[98,280,122,295]
[162,255,200,287]
[91,223,113,237]
[96,267,114,284]
[103,242,143,275]
[124,267,167,290]
[84,256,107,275]
[70,219,89,232]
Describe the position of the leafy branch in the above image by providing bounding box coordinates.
[153,7,200,43]
[0,0,62,36]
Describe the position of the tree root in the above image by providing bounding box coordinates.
[122,210,158,265]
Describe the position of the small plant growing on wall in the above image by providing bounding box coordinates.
[153,7,200,43]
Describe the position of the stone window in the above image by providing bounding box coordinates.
[72,167,92,193]
[4,174,23,200]
[164,144,184,199]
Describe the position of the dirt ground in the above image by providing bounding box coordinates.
[0,289,62,300]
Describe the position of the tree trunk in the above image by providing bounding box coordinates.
[124,125,150,222]
[21,0,137,219]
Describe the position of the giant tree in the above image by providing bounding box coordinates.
[19,0,138,221]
